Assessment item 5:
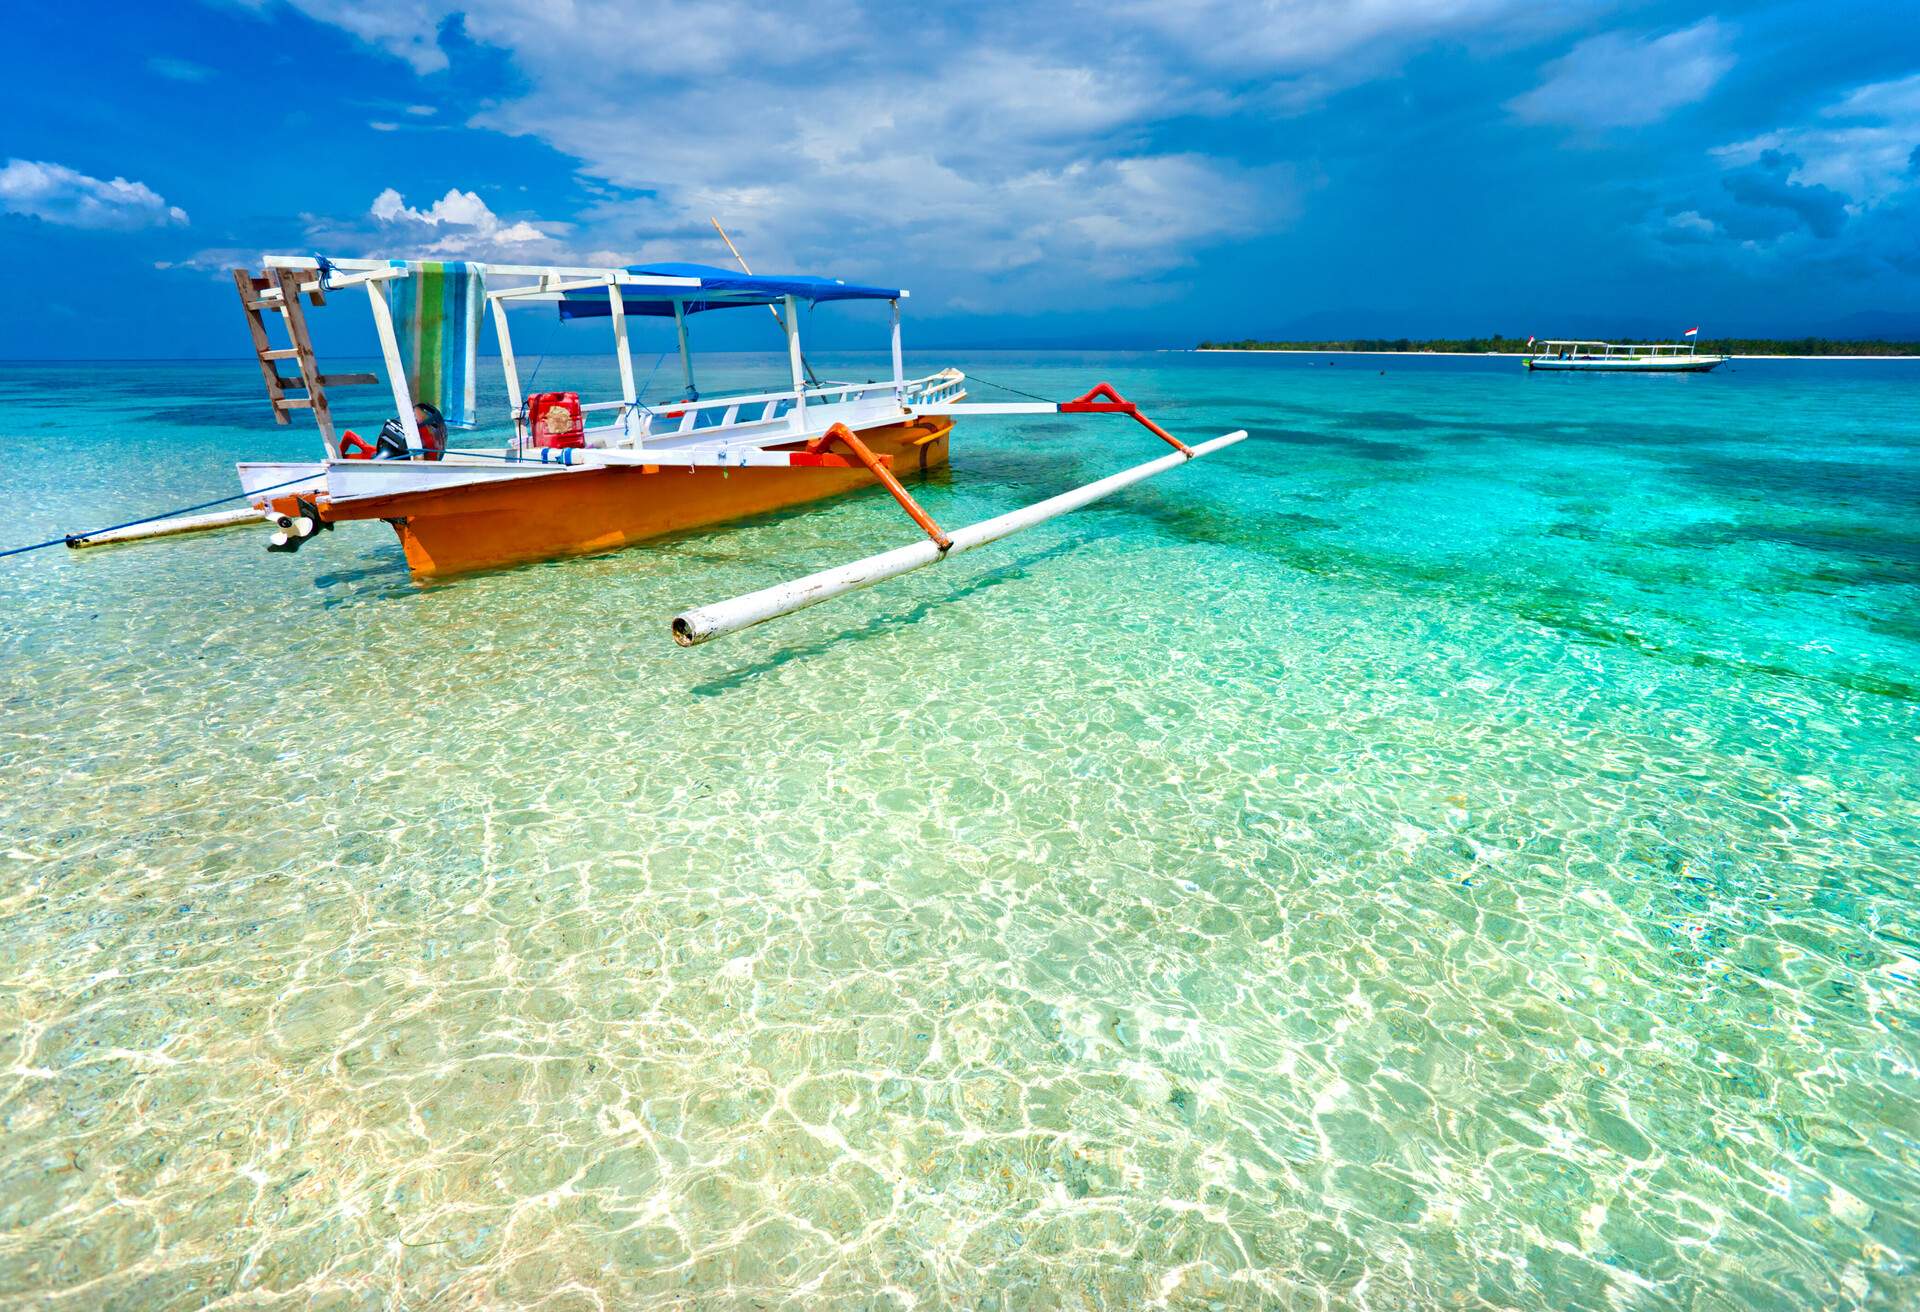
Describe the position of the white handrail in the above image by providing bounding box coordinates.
[576,372,958,431]
[509,370,963,456]
[638,369,961,417]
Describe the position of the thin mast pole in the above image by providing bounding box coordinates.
[712,216,819,386]
[713,217,788,337]
[672,301,696,399]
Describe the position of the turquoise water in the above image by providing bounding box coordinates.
[1,351,1917,1309]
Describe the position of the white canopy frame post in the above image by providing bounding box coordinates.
[672,301,696,400]
[784,294,807,431]
[364,278,422,453]
[609,280,638,446]
[489,294,526,449]
[890,299,905,406]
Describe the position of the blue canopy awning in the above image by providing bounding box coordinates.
[557,263,903,320]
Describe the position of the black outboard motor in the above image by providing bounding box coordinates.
[371,403,448,460]
[374,416,411,459]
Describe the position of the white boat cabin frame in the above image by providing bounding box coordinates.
[1526,339,1703,361]
[254,255,964,475]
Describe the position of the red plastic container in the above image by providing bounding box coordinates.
[527,392,584,448]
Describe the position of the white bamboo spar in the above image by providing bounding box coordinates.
[66,507,265,549]
[670,429,1248,646]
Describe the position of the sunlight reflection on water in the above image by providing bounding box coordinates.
[1,353,1916,1308]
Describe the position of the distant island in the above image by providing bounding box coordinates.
[1197,336,1920,357]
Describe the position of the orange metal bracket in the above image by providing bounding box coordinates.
[807,423,952,549]
[1058,382,1194,456]
[787,451,873,468]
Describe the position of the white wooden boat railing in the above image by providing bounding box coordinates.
[560,369,965,455]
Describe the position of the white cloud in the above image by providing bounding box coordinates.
[277,0,453,73]
[371,187,493,228]
[318,186,559,257]
[154,246,264,274]
[468,37,1287,302]
[257,1,1339,303]
[1119,0,1561,74]
[280,0,856,76]
[1824,73,1920,121]
[260,0,1583,306]
[1714,72,1920,206]
[1509,19,1734,128]
[0,159,189,229]
[148,56,213,83]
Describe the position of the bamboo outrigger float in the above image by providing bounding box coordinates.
[229,254,1245,644]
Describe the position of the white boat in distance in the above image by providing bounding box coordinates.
[1523,338,1724,373]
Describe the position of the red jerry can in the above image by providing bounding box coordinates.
[527,392,584,448]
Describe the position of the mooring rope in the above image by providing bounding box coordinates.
[0,471,330,561]
[962,371,1056,404]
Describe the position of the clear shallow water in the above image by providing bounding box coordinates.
[1,350,1917,1309]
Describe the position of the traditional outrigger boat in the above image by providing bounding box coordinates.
[227,255,1244,644]
[1521,337,1723,373]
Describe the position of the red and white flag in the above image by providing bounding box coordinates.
[1526,335,1535,347]
[1683,326,1699,337]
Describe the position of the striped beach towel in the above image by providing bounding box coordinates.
[388,261,483,429]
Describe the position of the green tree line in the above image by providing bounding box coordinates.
[1196,336,1920,356]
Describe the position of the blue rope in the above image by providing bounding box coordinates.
[625,349,672,424]
[511,351,550,435]
[412,447,528,463]
[636,349,669,406]
[0,471,330,561]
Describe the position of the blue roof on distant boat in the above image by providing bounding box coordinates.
[557,263,903,320]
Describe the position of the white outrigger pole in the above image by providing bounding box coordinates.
[671,429,1246,644]
[671,382,1247,645]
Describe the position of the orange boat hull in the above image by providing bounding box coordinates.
[287,416,952,579]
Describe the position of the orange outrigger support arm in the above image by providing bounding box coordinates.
[807,423,953,550]
[806,388,1184,552]
[1059,383,1194,457]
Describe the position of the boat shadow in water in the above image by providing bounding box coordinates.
[311,552,421,604]
[687,537,1090,698]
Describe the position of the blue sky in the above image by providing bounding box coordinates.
[2,0,1916,357]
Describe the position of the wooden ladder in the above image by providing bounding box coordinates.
[233,267,379,456]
